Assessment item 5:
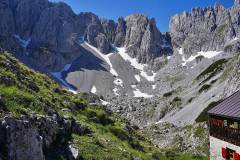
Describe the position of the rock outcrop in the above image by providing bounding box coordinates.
[223,54,240,97]
[0,0,17,52]
[114,17,126,47]
[0,0,173,72]
[169,2,240,57]
[0,115,91,160]
[120,14,172,64]
[1,0,240,73]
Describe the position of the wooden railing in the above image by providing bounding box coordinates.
[210,124,240,146]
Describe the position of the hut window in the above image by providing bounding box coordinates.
[229,121,238,129]
[234,122,238,129]
[209,115,240,146]
[224,120,227,127]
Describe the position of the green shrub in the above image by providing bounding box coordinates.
[196,55,204,63]
[198,84,211,93]
[129,141,144,152]
[196,59,228,84]
[170,97,182,108]
[196,100,222,122]
[210,79,218,84]
[165,150,177,160]
[163,91,173,97]
[172,97,181,102]
[188,97,195,103]
[109,127,131,141]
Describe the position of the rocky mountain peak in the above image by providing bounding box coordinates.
[0,0,174,72]
[234,0,240,6]
[114,17,126,47]
[169,2,240,57]
[123,14,172,64]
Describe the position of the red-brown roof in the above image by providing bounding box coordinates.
[208,91,240,119]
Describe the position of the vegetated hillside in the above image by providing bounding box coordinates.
[0,51,208,160]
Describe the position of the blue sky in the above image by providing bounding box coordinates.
[51,0,234,32]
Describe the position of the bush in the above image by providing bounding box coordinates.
[163,91,173,97]
[196,100,222,122]
[87,110,113,125]
[196,55,204,63]
[188,97,195,103]
[109,127,131,141]
[198,84,211,93]
[170,97,182,108]
[196,59,228,84]
[172,97,181,102]
[129,141,144,152]
[165,150,177,160]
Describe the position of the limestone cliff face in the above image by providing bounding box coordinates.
[115,14,173,64]
[0,0,173,71]
[169,1,240,57]
[114,17,126,47]
[0,0,16,51]
[0,0,115,70]
[1,0,239,72]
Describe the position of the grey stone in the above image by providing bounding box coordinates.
[114,17,126,47]
[95,33,111,53]
[169,3,240,57]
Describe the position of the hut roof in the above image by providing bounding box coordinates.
[208,91,240,119]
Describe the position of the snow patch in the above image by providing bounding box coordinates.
[198,51,222,59]
[69,145,78,159]
[131,85,137,88]
[178,48,222,66]
[85,42,118,76]
[229,37,239,43]
[84,42,124,96]
[155,120,163,125]
[133,88,153,98]
[178,48,183,55]
[91,85,97,93]
[152,85,156,90]
[51,64,77,94]
[113,88,119,96]
[67,89,78,94]
[117,47,145,70]
[100,99,110,105]
[117,47,156,81]
[131,85,153,98]
[114,78,123,87]
[134,75,141,82]
[141,72,156,82]
[14,35,31,49]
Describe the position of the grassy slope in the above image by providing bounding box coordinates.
[0,51,208,160]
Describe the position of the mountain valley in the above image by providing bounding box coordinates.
[0,0,240,159]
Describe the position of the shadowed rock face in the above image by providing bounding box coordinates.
[1,0,239,73]
[169,2,240,58]
[0,0,173,71]
[0,0,17,51]
[114,17,126,47]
